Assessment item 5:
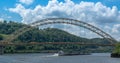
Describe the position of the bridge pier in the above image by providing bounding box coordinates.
[0,45,4,55]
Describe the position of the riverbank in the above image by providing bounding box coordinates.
[111,53,120,58]
[111,43,120,58]
[4,50,58,54]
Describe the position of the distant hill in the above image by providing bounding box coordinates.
[0,21,110,44]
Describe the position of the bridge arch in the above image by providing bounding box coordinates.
[3,18,117,44]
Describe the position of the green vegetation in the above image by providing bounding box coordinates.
[0,35,3,40]
[111,43,120,58]
[0,21,113,53]
[16,28,89,43]
[113,43,120,54]
[0,21,25,34]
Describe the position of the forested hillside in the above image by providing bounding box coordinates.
[0,21,113,53]
[0,21,109,43]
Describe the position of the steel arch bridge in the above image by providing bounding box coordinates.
[3,18,117,44]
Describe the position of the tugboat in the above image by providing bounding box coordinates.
[58,50,65,56]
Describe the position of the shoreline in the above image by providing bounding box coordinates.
[111,53,120,58]
[4,50,58,54]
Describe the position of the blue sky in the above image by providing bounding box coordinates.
[0,0,120,22]
[0,0,120,40]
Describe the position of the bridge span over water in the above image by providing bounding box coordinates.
[0,18,118,54]
[0,42,115,46]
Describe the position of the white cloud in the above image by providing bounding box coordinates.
[0,18,4,22]
[112,24,120,33]
[19,0,34,5]
[101,24,120,41]
[111,24,120,40]
[62,24,99,38]
[9,0,120,24]
[9,0,120,40]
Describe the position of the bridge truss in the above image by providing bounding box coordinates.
[2,18,117,44]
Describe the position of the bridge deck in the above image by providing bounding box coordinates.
[0,42,115,46]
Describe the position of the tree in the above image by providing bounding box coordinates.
[0,35,3,40]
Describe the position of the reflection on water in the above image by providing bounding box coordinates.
[0,53,120,63]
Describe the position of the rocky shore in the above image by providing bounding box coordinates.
[111,53,120,58]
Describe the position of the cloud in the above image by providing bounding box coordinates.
[0,14,12,19]
[111,24,120,40]
[8,0,120,40]
[0,18,4,22]
[19,0,34,5]
[9,0,120,24]
[112,24,120,33]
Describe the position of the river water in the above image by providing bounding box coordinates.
[0,53,119,63]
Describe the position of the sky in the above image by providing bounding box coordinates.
[0,0,120,40]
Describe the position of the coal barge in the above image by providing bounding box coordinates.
[58,50,91,56]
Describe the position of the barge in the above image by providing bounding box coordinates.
[58,50,91,56]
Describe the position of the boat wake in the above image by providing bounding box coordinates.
[52,53,59,56]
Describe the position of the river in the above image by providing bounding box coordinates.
[0,53,119,63]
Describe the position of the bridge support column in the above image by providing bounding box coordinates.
[0,45,4,55]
